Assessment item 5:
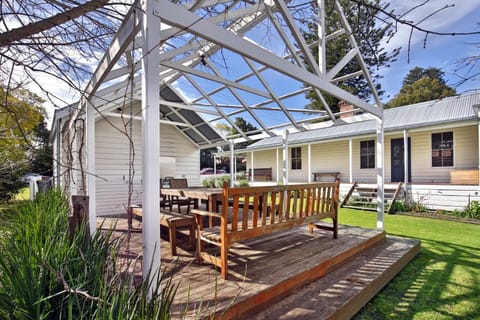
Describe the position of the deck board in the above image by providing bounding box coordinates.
[98,217,419,319]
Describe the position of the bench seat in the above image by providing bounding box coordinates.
[130,206,196,256]
[192,181,339,279]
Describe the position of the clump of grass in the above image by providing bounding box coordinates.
[0,189,177,319]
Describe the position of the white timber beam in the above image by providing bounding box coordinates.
[156,0,382,118]
[376,119,384,229]
[283,129,289,185]
[403,129,409,191]
[230,140,235,187]
[86,101,96,236]
[307,143,312,183]
[318,0,326,75]
[141,0,161,291]
[67,6,140,131]
[349,138,353,183]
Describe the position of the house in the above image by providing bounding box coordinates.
[244,92,480,211]
[50,85,225,217]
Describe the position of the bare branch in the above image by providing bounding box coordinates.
[0,0,109,46]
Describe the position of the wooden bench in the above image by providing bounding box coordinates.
[248,167,272,181]
[130,206,195,256]
[312,171,340,182]
[192,181,340,279]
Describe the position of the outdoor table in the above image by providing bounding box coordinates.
[181,187,223,212]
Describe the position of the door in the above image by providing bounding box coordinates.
[391,138,411,182]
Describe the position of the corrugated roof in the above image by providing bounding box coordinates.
[247,92,480,150]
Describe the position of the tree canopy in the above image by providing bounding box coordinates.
[387,67,456,108]
[0,87,49,200]
[303,0,400,112]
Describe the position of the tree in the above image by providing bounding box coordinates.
[303,0,400,112]
[387,67,456,108]
[30,121,53,177]
[0,0,129,106]
[0,87,47,200]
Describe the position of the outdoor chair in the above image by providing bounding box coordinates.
[169,178,196,214]
[159,185,171,210]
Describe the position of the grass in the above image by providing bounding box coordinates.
[339,208,480,320]
[14,187,29,200]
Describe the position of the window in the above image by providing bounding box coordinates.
[291,147,302,170]
[432,132,453,167]
[360,140,375,169]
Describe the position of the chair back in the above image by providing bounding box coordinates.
[170,178,188,189]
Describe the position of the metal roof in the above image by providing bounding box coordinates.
[247,91,480,150]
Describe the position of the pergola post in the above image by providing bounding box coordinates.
[376,118,384,229]
[230,140,235,187]
[348,138,353,183]
[86,101,96,235]
[141,0,161,289]
[213,155,217,174]
[250,151,254,182]
[282,129,289,185]
[307,143,312,183]
[317,0,326,75]
[276,148,280,183]
[403,129,409,191]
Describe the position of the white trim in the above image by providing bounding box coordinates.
[349,138,353,183]
[403,129,409,190]
[86,102,96,235]
[307,144,312,183]
[376,119,384,230]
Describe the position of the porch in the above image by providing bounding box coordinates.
[100,217,419,319]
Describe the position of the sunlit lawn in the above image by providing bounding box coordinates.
[0,187,29,215]
[339,208,480,320]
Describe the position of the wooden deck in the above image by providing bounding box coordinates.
[98,217,419,319]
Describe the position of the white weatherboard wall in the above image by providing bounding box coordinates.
[95,116,200,217]
[248,150,277,180]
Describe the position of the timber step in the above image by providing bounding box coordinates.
[250,235,420,320]
[341,182,403,213]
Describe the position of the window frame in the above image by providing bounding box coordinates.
[291,146,302,170]
[431,131,454,167]
[360,140,375,169]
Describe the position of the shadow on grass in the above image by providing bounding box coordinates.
[354,236,480,319]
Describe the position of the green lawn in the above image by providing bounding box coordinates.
[339,208,480,320]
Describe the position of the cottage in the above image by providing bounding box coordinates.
[245,92,480,211]
[50,85,225,217]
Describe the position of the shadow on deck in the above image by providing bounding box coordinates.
[98,218,420,320]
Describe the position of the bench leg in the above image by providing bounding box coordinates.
[308,222,314,234]
[220,243,228,280]
[188,223,195,249]
[168,221,177,256]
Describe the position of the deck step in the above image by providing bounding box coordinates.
[341,182,403,213]
[250,236,420,320]
[343,205,377,211]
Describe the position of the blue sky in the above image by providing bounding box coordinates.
[378,0,480,101]
[39,0,480,125]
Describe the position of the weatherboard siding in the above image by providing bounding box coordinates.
[94,117,200,216]
[248,150,277,180]
[311,140,350,181]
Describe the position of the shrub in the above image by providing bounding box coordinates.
[464,200,480,220]
[389,200,407,213]
[0,189,176,319]
[236,179,249,187]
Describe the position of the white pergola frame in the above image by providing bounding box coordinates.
[66,0,385,288]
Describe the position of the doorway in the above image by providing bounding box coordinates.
[391,138,411,182]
